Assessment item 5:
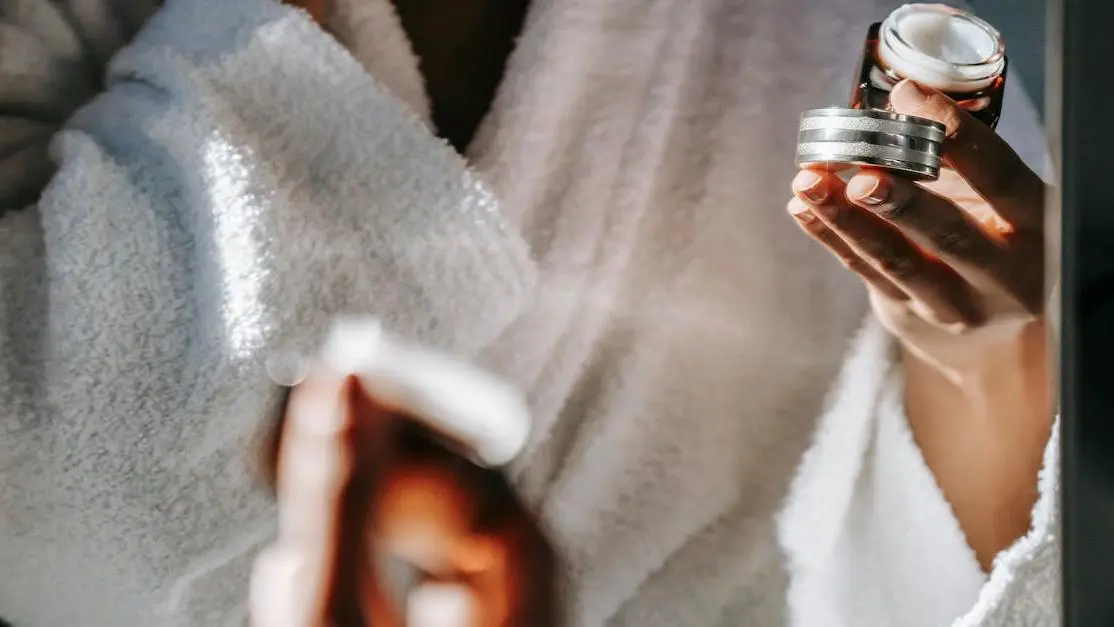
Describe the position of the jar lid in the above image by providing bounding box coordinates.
[796,107,946,180]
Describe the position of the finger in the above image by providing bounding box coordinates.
[325,379,394,626]
[468,500,560,627]
[249,544,392,627]
[267,366,354,625]
[845,170,1045,309]
[250,546,312,627]
[846,170,1008,270]
[499,517,560,627]
[792,170,984,325]
[787,196,910,302]
[272,322,394,625]
[889,80,1045,229]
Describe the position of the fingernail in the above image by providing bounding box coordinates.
[847,175,891,206]
[266,348,311,387]
[320,317,383,375]
[792,170,828,204]
[787,197,817,223]
[891,79,931,109]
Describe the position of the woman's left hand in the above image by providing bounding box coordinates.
[787,79,1049,376]
[251,355,557,627]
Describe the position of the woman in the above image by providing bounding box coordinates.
[0,0,1055,625]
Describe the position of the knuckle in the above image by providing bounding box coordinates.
[876,199,915,222]
[907,90,953,125]
[876,253,919,279]
[799,216,828,235]
[941,319,979,335]
[924,304,984,332]
[935,231,977,258]
[842,257,870,274]
[821,206,853,229]
[939,104,964,139]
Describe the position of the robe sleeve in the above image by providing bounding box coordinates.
[0,0,536,623]
[0,0,162,211]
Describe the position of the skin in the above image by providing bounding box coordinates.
[787,79,1052,571]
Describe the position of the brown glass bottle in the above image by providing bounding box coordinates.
[850,5,1008,129]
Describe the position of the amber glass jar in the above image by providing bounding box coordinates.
[851,3,1008,128]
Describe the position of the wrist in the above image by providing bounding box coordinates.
[903,318,1053,431]
[901,318,1054,571]
[954,320,1048,391]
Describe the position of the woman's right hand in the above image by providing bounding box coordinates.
[250,326,558,626]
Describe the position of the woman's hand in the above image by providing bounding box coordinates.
[250,344,557,626]
[786,79,1054,569]
[787,79,1049,377]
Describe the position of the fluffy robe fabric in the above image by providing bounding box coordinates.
[0,0,1056,625]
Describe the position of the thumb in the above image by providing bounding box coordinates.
[888,79,963,137]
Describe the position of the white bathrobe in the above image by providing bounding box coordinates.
[0,0,1057,625]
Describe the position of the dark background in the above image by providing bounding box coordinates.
[968,1,1114,624]
[1060,0,1114,623]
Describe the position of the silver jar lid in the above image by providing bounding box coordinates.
[796,107,946,180]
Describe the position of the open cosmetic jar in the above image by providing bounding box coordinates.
[797,3,1007,181]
